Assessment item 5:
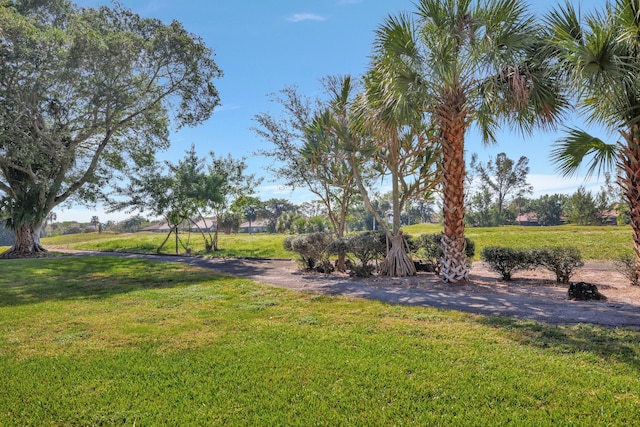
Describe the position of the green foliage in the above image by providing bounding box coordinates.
[0,1,221,251]
[529,247,584,284]
[411,233,475,274]
[284,232,334,270]
[481,247,532,281]
[404,224,632,262]
[1,257,640,425]
[482,245,584,283]
[533,194,567,226]
[565,187,600,226]
[327,231,387,277]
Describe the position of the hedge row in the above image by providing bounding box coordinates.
[284,232,476,277]
[480,246,584,282]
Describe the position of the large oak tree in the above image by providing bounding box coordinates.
[0,0,222,257]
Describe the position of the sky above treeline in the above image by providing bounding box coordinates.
[64,0,606,222]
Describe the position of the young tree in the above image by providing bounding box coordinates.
[110,148,225,254]
[377,0,566,281]
[254,78,362,266]
[564,187,600,226]
[474,153,533,218]
[0,1,222,258]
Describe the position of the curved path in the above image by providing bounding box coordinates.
[57,250,640,329]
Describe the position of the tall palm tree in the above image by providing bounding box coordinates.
[546,0,640,282]
[377,0,565,282]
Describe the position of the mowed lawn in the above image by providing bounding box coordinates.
[39,224,636,261]
[1,257,639,425]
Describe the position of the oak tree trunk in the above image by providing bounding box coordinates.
[1,225,47,258]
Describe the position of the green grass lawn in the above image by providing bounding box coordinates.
[43,231,294,259]
[1,257,639,425]
[404,224,634,261]
[39,224,635,261]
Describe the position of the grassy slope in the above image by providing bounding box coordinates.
[404,224,633,261]
[40,224,635,261]
[42,231,294,259]
[1,257,639,425]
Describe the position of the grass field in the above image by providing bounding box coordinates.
[42,231,294,259]
[38,224,636,261]
[1,256,639,425]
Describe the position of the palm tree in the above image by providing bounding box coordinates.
[377,0,565,282]
[546,0,640,282]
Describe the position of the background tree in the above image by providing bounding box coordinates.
[232,196,262,234]
[533,194,566,226]
[379,0,566,281]
[90,216,100,233]
[564,187,600,226]
[204,153,260,250]
[0,0,222,258]
[473,152,533,222]
[261,198,298,233]
[110,148,225,254]
[546,0,640,280]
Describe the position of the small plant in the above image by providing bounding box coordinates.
[614,254,639,287]
[530,246,584,284]
[481,246,532,281]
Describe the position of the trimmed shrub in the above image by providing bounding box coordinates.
[530,246,583,284]
[285,232,334,270]
[481,246,532,281]
[411,233,475,275]
[344,231,387,277]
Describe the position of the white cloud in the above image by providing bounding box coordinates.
[287,13,327,23]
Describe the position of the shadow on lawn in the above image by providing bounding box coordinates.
[480,316,640,370]
[0,256,239,307]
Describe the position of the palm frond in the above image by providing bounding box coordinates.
[550,127,618,178]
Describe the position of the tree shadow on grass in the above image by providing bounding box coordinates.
[0,256,229,307]
[480,316,640,371]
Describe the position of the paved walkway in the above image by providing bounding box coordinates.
[54,250,640,328]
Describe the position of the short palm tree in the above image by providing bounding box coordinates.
[377,0,565,282]
[547,0,640,283]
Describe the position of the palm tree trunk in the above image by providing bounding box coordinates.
[439,103,469,283]
[620,126,640,283]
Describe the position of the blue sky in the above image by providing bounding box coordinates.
[64,0,606,222]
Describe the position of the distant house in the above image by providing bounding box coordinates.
[190,217,217,232]
[516,212,539,226]
[599,209,619,225]
[239,219,268,233]
[140,222,172,232]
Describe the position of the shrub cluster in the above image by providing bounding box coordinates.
[480,246,583,283]
[409,233,475,274]
[285,231,387,276]
[328,231,387,277]
[283,232,334,271]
